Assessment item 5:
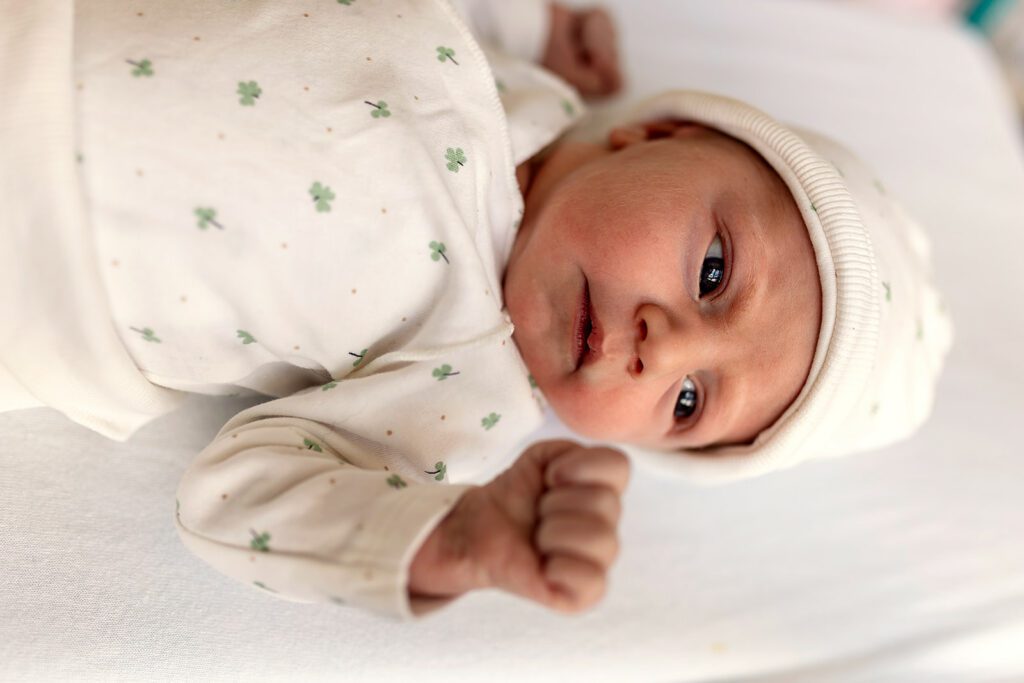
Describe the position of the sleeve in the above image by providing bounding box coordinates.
[448,0,552,63]
[173,414,475,621]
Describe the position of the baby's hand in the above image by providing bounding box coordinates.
[542,4,623,98]
[408,439,630,614]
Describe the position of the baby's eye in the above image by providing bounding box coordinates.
[674,377,699,421]
[699,235,725,297]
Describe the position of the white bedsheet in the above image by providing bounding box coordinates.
[3,1,1024,681]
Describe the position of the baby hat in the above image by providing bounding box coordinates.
[578,90,953,484]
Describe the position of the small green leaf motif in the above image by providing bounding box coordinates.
[481,412,501,430]
[237,80,262,106]
[127,59,153,77]
[195,207,223,230]
[445,147,467,173]
[495,79,507,93]
[237,329,257,345]
[432,364,460,381]
[528,374,538,389]
[429,240,449,263]
[129,326,161,343]
[874,178,886,194]
[387,474,407,490]
[175,499,181,521]
[562,99,575,116]
[810,203,818,214]
[337,0,355,5]
[425,461,447,481]
[309,181,336,212]
[249,529,271,552]
[253,581,278,593]
[365,100,391,118]
[436,46,458,65]
[321,381,338,391]
[303,438,323,452]
[882,282,892,302]
[349,348,368,367]
[330,596,347,605]
[76,152,84,164]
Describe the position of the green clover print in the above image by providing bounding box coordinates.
[365,100,391,118]
[129,326,161,343]
[562,99,575,116]
[432,364,460,381]
[425,461,447,481]
[387,474,408,490]
[194,207,223,230]
[528,375,538,389]
[237,80,262,106]
[249,529,271,552]
[337,0,355,5]
[127,59,153,77]
[445,147,467,173]
[253,581,278,593]
[309,181,335,212]
[237,329,257,345]
[349,348,368,367]
[303,438,323,452]
[321,381,338,391]
[436,46,459,65]
[481,413,501,430]
[429,241,449,263]
[882,282,892,302]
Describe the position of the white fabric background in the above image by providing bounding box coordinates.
[3,0,1024,680]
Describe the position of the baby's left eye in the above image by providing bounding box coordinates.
[699,235,725,297]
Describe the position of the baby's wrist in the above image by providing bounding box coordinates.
[408,487,490,599]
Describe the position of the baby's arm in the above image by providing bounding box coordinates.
[174,415,475,618]
[175,416,629,618]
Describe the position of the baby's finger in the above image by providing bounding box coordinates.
[543,553,607,613]
[545,447,631,494]
[535,511,620,567]
[538,485,622,528]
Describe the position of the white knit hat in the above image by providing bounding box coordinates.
[583,91,954,484]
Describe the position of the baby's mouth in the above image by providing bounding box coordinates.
[573,279,593,371]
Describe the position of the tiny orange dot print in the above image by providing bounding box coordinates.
[293,345,300,351]
[386,430,393,436]
[221,493,228,500]
[329,478,336,485]
[193,36,201,42]
[136,11,143,17]
[249,556,255,562]
[326,127,333,133]
[381,207,387,214]
[351,288,357,294]
[76,82,84,91]
[281,242,288,249]
[303,12,309,17]
[135,169,144,177]
[217,132,225,140]
[180,296,188,303]
[440,415,446,420]
[401,317,407,322]
[383,465,389,471]
[111,259,120,267]
[303,85,309,92]
[231,433,238,438]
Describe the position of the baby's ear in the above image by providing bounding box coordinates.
[607,119,709,150]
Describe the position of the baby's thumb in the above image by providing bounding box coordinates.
[544,446,631,494]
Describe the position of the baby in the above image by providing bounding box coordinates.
[0,0,951,619]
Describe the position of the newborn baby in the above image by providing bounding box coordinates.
[0,0,951,620]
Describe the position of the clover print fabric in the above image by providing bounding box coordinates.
[73,0,570,619]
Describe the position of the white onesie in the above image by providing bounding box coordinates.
[70,0,583,619]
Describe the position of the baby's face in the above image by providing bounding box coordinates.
[503,121,821,451]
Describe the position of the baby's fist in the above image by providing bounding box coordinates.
[534,442,630,612]
[409,439,630,614]
[542,4,623,98]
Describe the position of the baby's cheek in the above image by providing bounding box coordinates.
[548,382,643,441]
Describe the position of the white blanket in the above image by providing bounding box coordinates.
[3,0,1023,680]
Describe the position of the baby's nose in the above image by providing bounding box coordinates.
[632,303,692,380]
